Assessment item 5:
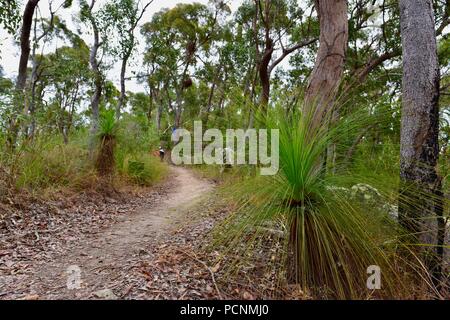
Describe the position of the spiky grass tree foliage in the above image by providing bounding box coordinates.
[96,110,118,177]
[211,107,418,299]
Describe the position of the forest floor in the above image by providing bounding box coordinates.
[0,166,263,300]
[6,165,445,299]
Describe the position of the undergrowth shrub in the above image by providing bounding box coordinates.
[115,115,168,185]
[11,133,94,191]
[0,114,168,193]
[123,154,168,186]
[192,164,257,184]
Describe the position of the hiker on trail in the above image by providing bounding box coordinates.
[159,146,165,162]
[219,147,233,173]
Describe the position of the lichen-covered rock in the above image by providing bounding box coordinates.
[328,183,398,218]
[351,183,382,202]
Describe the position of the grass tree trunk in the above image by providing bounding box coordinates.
[304,0,348,129]
[286,211,300,285]
[398,0,445,286]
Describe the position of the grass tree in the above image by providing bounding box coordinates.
[213,105,411,299]
[96,109,117,178]
[141,2,221,128]
[99,0,153,120]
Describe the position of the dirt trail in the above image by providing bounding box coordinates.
[31,166,213,299]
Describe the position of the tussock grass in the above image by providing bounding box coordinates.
[0,115,168,195]
[7,133,95,192]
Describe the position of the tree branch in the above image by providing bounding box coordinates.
[268,37,318,75]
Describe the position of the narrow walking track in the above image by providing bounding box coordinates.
[27,166,214,299]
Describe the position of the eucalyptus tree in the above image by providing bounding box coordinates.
[330,0,449,168]
[197,8,261,128]
[6,0,72,146]
[26,11,88,139]
[398,0,445,286]
[27,5,57,138]
[0,1,16,142]
[257,0,316,110]
[79,0,107,152]
[16,0,41,92]
[342,0,449,109]
[141,2,222,128]
[230,0,318,123]
[345,1,401,89]
[304,0,348,129]
[99,0,153,120]
[128,91,151,124]
[5,0,40,150]
[37,43,90,143]
[342,0,449,106]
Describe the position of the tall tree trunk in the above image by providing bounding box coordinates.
[254,0,274,115]
[202,80,216,127]
[247,65,259,129]
[398,0,445,286]
[87,0,102,156]
[28,6,53,139]
[16,0,40,91]
[7,0,40,150]
[147,90,154,123]
[174,60,191,129]
[156,103,162,133]
[258,39,274,111]
[116,48,134,120]
[116,56,128,120]
[261,37,317,113]
[304,0,348,129]
[28,50,39,139]
[174,88,183,129]
[115,0,152,119]
[89,42,102,155]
